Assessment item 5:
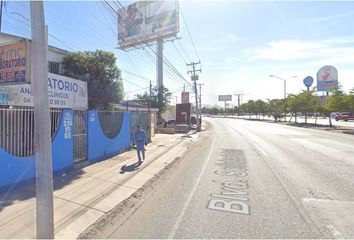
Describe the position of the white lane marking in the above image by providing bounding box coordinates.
[253,142,269,157]
[167,139,215,239]
[326,224,344,239]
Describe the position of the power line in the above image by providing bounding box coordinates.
[172,41,187,63]
[6,6,154,92]
[180,7,201,63]
[177,40,192,63]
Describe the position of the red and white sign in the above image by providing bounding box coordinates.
[181,92,189,103]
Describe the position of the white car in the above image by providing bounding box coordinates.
[330,112,340,119]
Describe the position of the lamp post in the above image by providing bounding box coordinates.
[269,75,297,122]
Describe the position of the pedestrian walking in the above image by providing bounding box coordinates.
[133,125,147,163]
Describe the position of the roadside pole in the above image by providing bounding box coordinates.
[187,62,201,131]
[149,81,152,113]
[30,1,54,239]
[197,83,204,120]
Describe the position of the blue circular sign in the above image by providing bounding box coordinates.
[303,76,314,88]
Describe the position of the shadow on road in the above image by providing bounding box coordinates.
[120,162,142,174]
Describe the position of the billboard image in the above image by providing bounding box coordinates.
[0,73,88,109]
[317,65,338,92]
[118,1,179,49]
[0,40,30,84]
[218,95,232,101]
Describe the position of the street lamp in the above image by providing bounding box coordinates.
[269,75,297,122]
[268,75,297,99]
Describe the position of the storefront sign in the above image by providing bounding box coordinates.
[0,40,30,84]
[0,73,88,109]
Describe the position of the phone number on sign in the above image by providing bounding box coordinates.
[49,99,67,106]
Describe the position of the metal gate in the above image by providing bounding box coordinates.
[0,106,61,157]
[73,110,87,162]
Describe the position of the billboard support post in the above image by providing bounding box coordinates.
[157,39,163,119]
[30,1,54,238]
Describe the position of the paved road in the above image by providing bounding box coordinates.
[95,118,354,239]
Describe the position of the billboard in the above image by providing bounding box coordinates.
[118,1,179,49]
[218,95,232,101]
[317,65,338,92]
[0,40,30,84]
[0,73,88,109]
[181,91,189,104]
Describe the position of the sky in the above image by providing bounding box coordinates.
[3,0,354,108]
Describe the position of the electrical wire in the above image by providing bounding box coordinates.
[180,7,201,63]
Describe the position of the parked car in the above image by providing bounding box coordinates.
[166,119,176,126]
[191,116,197,125]
[335,112,354,121]
[330,112,340,119]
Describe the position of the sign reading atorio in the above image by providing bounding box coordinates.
[0,73,88,109]
[0,40,30,84]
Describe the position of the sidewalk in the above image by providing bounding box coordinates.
[0,132,199,239]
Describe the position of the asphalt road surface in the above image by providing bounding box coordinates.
[95,118,354,239]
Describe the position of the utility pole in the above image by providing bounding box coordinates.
[30,2,54,239]
[149,81,152,113]
[0,0,3,32]
[197,83,204,115]
[187,61,201,131]
[234,92,244,108]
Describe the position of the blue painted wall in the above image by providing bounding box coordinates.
[88,111,130,163]
[0,110,74,190]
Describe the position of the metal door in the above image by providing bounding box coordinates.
[73,110,87,162]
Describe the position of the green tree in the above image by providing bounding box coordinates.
[323,90,349,126]
[62,50,124,109]
[254,99,267,119]
[346,88,354,110]
[287,91,319,124]
[135,86,172,119]
[267,99,285,121]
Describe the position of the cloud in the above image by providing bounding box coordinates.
[299,11,354,23]
[219,33,243,43]
[245,38,354,65]
[246,40,325,61]
[197,46,225,52]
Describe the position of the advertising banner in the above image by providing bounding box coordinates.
[218,95,232,101]
[0,40,30,84]
[317,65,338,92]
[0,73,88,109]
[118,1,179,49]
